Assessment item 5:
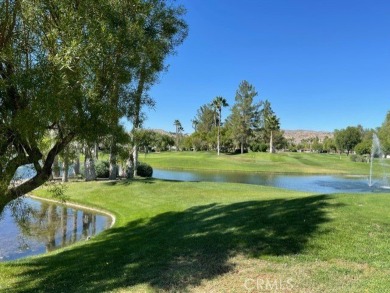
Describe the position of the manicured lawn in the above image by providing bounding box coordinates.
[141,151,372,175]
[1,179,389,292]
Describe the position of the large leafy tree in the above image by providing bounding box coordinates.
[378,111,390,156]
[126,1,187,176]
[190,104,216,151]
[354,128,375,156]
[1,1,109,209]
[228,81,260,153]
[0,0,187,213]
[334,126,363,155]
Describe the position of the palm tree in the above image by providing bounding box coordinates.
[260,100,280,154]
[191,118,199,132]
[212,96,229,155]
[266,114,280,153]
[173,119,184,150]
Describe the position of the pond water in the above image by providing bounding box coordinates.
[13,164,75,180]
[153,169,386,194]
[0,197,112,262]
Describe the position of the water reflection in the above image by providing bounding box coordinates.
[0,198,112,261]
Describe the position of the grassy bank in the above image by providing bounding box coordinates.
[1,179,389,292]
[141,151,372,175]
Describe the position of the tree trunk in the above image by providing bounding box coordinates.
[269,131,275,154]
[175,126,179,151]
[109,155,117,180]
[62,161,68,182]
[62,154,69,183]
[94,142,99,160]
[241,141,244,154]
[84,147,96,181]
[126,153,134,179]
[217,118,221,156]
[133,144,138,177]
[119,164,126,177]
[131,64,145,173]
[109,137,118,180]
[53,156,60,178]
[74,156,80,175]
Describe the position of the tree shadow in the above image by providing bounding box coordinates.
[102,178,158,186]
[9,194,337,292]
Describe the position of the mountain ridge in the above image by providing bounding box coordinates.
[283,129,334,144]
[147,128,334,144]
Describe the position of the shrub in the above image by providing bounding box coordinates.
[355,140,372,155]
[350,154,368,163]
[250,142,268,152]
[234,148,248,154]
[137,162,153,177]
[95,160,109,178]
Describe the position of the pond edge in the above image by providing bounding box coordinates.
[27,194,116,228]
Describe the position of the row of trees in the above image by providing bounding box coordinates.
[333,112,390,157]
[0,1,187,212]
[174,81,286,154]
[171,101,390,157]
[50,129,175,182]
[300,112,390,157]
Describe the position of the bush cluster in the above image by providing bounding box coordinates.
[137,162,153,177]
[95,160,110,178]
[80,160,110,178]
[250,143,268,152]
[350,154,368,163]
[80,160,153,178]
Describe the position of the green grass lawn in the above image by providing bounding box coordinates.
[141,151,372,175]
[1,179,389,292]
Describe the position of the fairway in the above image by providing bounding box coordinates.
[142,151,372,175]
[1,179,389,292]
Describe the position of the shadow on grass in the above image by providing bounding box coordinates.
[102,178,158,186]
[9,194,336,292]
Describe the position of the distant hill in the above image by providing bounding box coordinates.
[149,129,175,136]
[149,128,333,144]
[283,129,333,144]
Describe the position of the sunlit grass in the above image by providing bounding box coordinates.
[142,151,371,175]
[0,179,389,292]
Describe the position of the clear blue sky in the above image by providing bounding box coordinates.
[125,0,390,133]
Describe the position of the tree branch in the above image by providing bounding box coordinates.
[5,132,75,204]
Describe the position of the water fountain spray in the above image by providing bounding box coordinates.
[369,133,390,188]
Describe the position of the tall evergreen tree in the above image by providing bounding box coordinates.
[191,104,216,150]
[258,100,281,153]
[228,81,260,153]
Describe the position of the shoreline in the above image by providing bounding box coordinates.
[27,194,116,228]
